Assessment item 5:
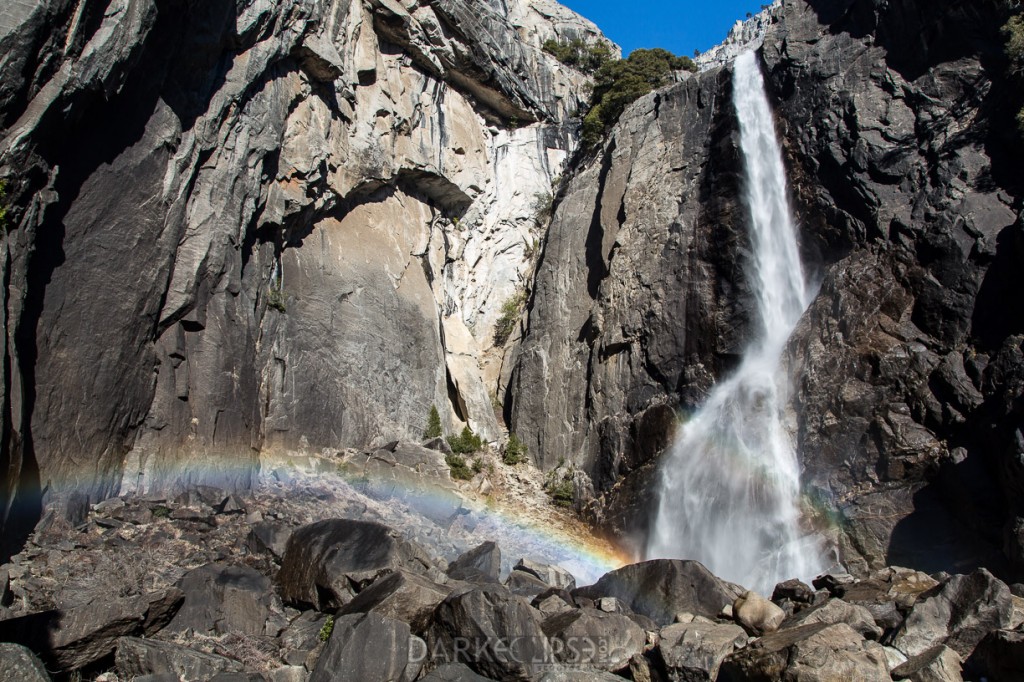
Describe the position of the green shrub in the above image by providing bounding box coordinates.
[547,478,575,508]
[493,290,527,346]
[542,38,613,74]
[424,405,442,439]
[582,49,697,149]
[471,457,484,474]
[447,426,483,455]
[503,433,528,465]
[267,286,286,313]
[318,616,334,642]
[446,453,474,480]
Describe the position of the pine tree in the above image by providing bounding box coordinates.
[424,405,442,439]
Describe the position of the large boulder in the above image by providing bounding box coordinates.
[656,620,747,681]
[419,663,496,681]
[116,636,243,680]
[277,519,438,609]
[541,608,645,673]
[574,560,736,626]
[0,588,183,672]
[165,563,276,636]
[891,569,1014,659]
[447,542,501,582]
[505,569,552,600]
[427,586,553,680]
[733,591,786,635]
[309,612,420,682]
[0,643,51,682]
[338,569,452,633]
[718,622,890,681]
[514,559,576,591]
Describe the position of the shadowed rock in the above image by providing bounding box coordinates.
[277,519,438,609]
[427,586,553,680]
[574,560,737,626]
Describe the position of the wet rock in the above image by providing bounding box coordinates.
[892,645,964,682]
[338,569,452,633]
[116,636,243,680]
[447,542,501,582]
[277,519,438,609]
[165,563,276,636]
[427,586,553,680]
[574,560,737,626]
[718,622,890,681]
[733,590,786,635]
[310,612,418,682]
[656,620,747,681]
[0,642,51,682]
[892,568,1014,658]
[541,608,645,672]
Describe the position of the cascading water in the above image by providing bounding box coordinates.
[645,51,825,595]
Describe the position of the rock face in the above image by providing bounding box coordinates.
[510,0,1024,577]
[0,0,608,550]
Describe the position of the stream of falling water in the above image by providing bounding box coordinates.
[645,51,825,595]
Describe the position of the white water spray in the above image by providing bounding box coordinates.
[645,51,825,594]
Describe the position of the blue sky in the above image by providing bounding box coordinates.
[558,1,773,57]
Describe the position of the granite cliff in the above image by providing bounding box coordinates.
[0,0,610,555]
[511,0,1024,581]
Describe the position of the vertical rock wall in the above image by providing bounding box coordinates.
[0,0,610,550]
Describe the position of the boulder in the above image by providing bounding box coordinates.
[427,586,553,680]
[419,663,495,681]
[246,521,293,559]
[718,622,890,681]
[116,636,243,680]
[733,590,786,635]
[966,628,1024,681]
[310,612,419,682]
[892,568,1014,658]
[533,593,574,617]
[892,645,963,682]
[505,569,551,600]
[537,671,630,681]
[772,579,815,605]
[0,643,51,682]
[514,558,576,591]
[541,608,645,672]
[574,560,736,626]
[447,542,501,582]
[277,519,437,609]
[783,598,884,640]
[165,563,276,636]
[656,620,747,681]
[339,569,452,632]
[279,610,328,660]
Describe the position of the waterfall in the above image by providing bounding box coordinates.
[645,51,825,595]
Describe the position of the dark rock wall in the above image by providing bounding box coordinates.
[512,0,1024,576]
